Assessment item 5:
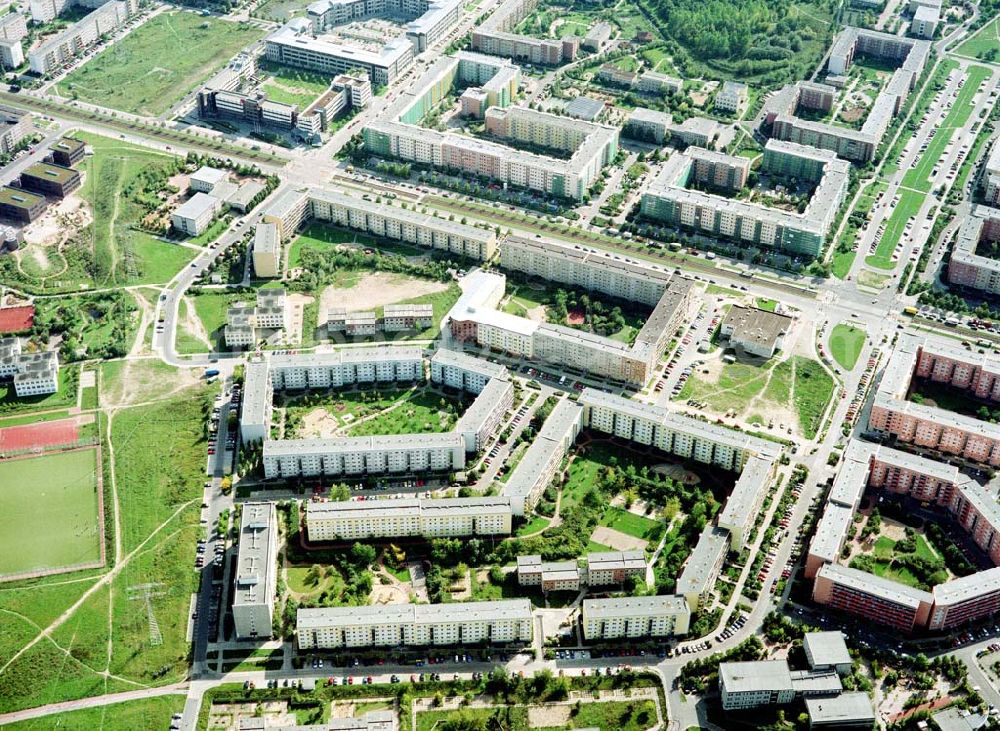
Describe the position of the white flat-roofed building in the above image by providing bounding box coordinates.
[579,388,780,474]
[9,349,59,396]
[190,165,229,194]
[272,710,397,731]
[910,4,939,39]
[516,555,581,591]
[0,336,21,378]
[677,526,729,611]
[586,550,646,586]
[269,346,423,390]
[454,376,513,452]
[623,107,674,144]
[253,222,281,278]
[501,398,583,515]
[241,361,273,443]
[715,80,748,114]
[263,432,466,479]
[233,503,278,639]
[225,305,255,349]
[581,595,690,639]
[430,349,509,393]
[297,599,532,648]
[717,455,777,549]
[803,631,852,675]
[638,71,682,95]
[806,503,855,578]
[28,0,133,74]
[805,692,876,729]
[305,496,512,540]
[720,305,794,358]
[171,192,221,237]
[259,186,497,260]
[383,303,434,332]
[720,660,795,710]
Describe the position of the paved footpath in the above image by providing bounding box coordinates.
[0,685,188,726]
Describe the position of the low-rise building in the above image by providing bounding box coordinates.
[582,22,612,51]
[20,162,81,198]
[804,693,876,729]
[383,304,434,332]
[190,166,229,194]
[623,107,674,144]
[581,595,690,639]
[720,660,795,710]
[719,305,794,358]
[297,599,533,648]
[586,550,646,586]
[803,631,852,675]
[305,496,512,541]
[233,502,278,639]
[715,80,748,114]
[0,340,59,396]
[49,136,85,167]
[515,556,581,591]
[171,193,221,237]
[0,186,46,223]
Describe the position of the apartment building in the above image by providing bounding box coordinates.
[263,432,466,479]
[224,289,287,349]
[910,5,939,39]
[714,80,748,114]
[364,54,616,201]
[20,162,82,199]
[265,19,414,86]
[240,361,273,443]
[640,140,850,257]
[471,0,577,64]
[0,105,31,158]
[454,376,513,452]
[720,660,796,710]
[637,71,682,95]
[0,11,25,67]
[515,555,581,591]
[623,107,673,144]
[717,455,778,549]
[762,29,929,164]
[233,503,278,639]
[29,0,135,74]
[429,348,509,394]
[297,599,533,648]
[983,139,1000,206]
[687,147,751,192]
[586,551,646,586]
[813,563,934,632]
[29,0,116,22]
[0,340,59,396]
[304,0,461,52]
[305,496,513,541]
[260,185,497,260]
[581,595,690,639]
[948,206,1000,296]
[579,387,780,474]
[929,568,1000,631]
[676,526,730,611]
[253,222,281,278]
[270,347,424,390]
[327,309,379,336]
[171,193,221,237]
[501,397,583,515]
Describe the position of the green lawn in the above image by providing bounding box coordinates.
[599,507,661,541]
[0,449,101,577]
[190,290,254,351]
[346,389,460,437]
[1,694,187,730]
[831,250,856,279]
[515,515,551,536]
[58,12,265,116]
[864,188,925,270]
[73,132,196,287]
[287,224,378,268]
[901,65,992,193]
[259,62,331,108]
[956,16,1000,59]
[828,323,866,370]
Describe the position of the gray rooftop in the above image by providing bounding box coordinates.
[233,503,277,609]
[803,631,852,669]
[298,598,532,629]
[720,660,793,693]
[582,594,689,620]
[804,692,875,725]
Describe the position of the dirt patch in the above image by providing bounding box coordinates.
[528,705,572,727]
[590,526,648,552]
[299,407,340,439]
[370,583,409,605]
[179,295,212,351]
[23,196,93,247]
[317,273,447,326]
[285,292,311,344]
[566,308,586,325]
[649,463,700,484]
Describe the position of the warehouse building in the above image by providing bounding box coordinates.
[297,599,533,648]
[305,496,513,540]
[233,503,279,639]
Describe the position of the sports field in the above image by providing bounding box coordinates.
[0,449,102,578]
[57,11,265,116]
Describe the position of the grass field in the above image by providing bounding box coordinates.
[515,515,550,536]
[416,700,657,731]
[956,16,1000,59]
[0,449,101,577]
[598,507,661,540]
[254,0,313,21]
[831,250,856,279]
[901,65,992,193]
[1,694,187,730]
[346,389,460,437]
[259,62,330,108]
[58,12,265,116]
[74,132,196,287]
[828,323,866,370]
[864,188,925,270]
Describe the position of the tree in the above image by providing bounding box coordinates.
[350,542,376,568]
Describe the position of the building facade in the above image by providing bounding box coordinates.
[233,503,279,639]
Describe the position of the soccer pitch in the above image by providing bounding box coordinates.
[0,449,102,578]
[57,11,265,117]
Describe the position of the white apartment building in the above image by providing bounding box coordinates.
[720,661,796,710]
[224,289,287,349]
[305,496,512,541]
[253,222,281,278]
[676,526,730,611]
[714,80,748,114]
[233,503,278,639]
[0,339,59,396]
[717,455,778,549]
[263,432,466,479]
[240,361,273,443]
[582,596,690,639]
[382,304,434,332]
[297,599,533,648]
[454,376,513,452]
[586,551,647,586]
[516,555,582,591]
[260,186,496,260]
[29,0,135,74]
[430,348,509,394]
[171,192,221,237]
[269,347,423,390]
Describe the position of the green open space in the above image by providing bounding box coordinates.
[851,523,946,591]
[0,449,101,577]
[33,290,140,362]
[254,0,314,21]
[831,250,855,279]
[956,16,1000,59]
[57,12,265,117]
[74,132,197,287]
[515,515,551,536]
[416,699,658,731]
[1,694,187,730]
[346,389,461,437]
[901,65,992,193]
[598,507,661,541]
[864,188,925,270]
[828,323,866,370]
[260,62,331,108]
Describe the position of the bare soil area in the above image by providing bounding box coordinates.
[590,526,648,552]
[317,273,447,326]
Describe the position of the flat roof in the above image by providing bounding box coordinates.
[804,692,875,725]
[233,503,277,609]
[720,660,792,693]
[809,503,854,564]
[817,563,933,607]
[430,348,509,381]
[803,630,852,668]
[298,598,531,629]
[933,566,1000,607]
[175,192,219,220]
[582,594,689,619]
[264,432,464,456]
[22,162,77,185]
[677,526,729,597]
[0,186,44,209]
